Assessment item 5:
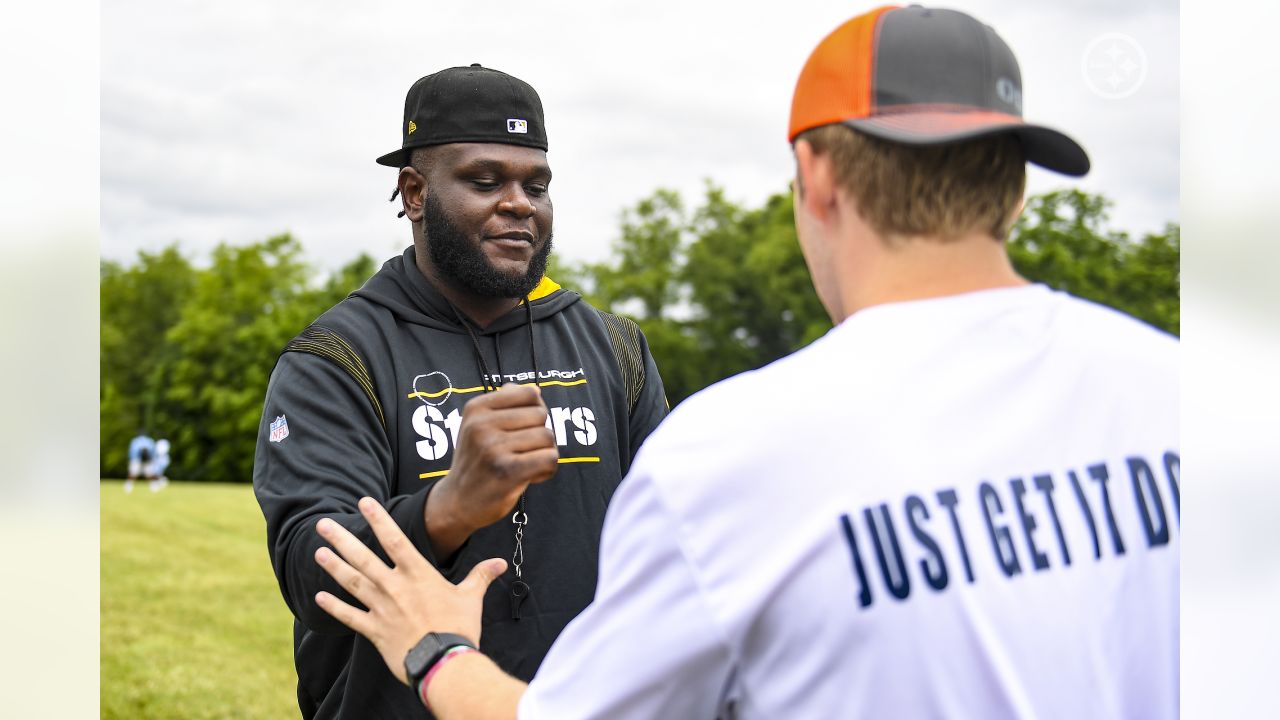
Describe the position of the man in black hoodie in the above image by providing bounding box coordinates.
[252,65,669,719]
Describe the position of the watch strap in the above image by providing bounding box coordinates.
[404,632,477,688]
[417,645,478,710]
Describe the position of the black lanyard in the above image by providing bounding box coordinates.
[445,297,539,620]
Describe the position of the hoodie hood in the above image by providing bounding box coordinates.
[352,246,580,335]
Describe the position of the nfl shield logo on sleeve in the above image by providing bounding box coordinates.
[269,415,290,443]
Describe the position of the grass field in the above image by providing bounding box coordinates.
[101,480,299,719]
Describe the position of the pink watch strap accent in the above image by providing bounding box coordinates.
[418,646,478,710]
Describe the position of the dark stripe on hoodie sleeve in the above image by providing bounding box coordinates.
[596,310,646,414]
[284,324,386,429]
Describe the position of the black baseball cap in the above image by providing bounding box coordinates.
[789,5,1089,177]
[376,64,548,168]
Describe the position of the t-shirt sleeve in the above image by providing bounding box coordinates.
[253,351,440,635]
[517,463,734,719]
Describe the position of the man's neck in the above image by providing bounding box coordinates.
[838,231,1027,321]
[415,254,521,330]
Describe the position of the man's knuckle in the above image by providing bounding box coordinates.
[474,432,497,453]
[536,453,558,476]
[491,454,514,480]
[346,574,364,595]
[464,427,480,445]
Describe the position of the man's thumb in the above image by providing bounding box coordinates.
[462,558,508,594]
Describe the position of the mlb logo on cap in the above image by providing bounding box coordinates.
[507,118,528,134]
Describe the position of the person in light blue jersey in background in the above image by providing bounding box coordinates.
[152,438,171,490]
[125,431,156,494]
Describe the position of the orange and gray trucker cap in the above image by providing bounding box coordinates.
[789,5,1089,176]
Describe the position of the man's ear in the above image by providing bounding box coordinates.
[398,165,426,222]
[794,139,837,225]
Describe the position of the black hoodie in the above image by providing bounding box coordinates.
[253,247,668,719]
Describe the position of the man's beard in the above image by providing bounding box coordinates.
[423,192,553,298]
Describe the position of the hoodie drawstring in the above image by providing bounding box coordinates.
[525,300,540,382]
[442,295,542,621]
[444,301,495,392]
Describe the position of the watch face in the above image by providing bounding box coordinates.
[405,634,439,681]
[404,633,476,685]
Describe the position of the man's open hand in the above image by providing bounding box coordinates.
[314,497,507,685]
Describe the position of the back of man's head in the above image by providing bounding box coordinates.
[799,124,1026,241]
[788,6,1089,242]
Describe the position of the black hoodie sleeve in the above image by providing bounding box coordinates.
[627,328,670,463]
[253,352,438,635]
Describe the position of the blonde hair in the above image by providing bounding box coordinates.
[796,124,1026,241]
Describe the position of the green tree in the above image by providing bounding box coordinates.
[570,186,1178,407]
[1009,189,1179,335]
[565,185,829,405]
[568,189,704,402]
[683,187,828,393]
[586,189,688,320]
[162,234,322,481]
[100,247,196,475]
[320,252,379,307]
[102,238,379,482]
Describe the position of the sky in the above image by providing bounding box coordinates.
[101,0,1179,271]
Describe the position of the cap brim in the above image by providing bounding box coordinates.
[846,110,1090,177]
[375,148,408,168]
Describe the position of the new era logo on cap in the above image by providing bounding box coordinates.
[507,118,528,134]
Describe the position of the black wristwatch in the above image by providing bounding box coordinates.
[404,632,477,689]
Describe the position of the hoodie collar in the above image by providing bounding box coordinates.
[525,275,561,302]
[352,246,579,336]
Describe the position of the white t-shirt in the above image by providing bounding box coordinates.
[519,285,1179,719]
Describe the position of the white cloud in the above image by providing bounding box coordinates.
[102,0,1180,269]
